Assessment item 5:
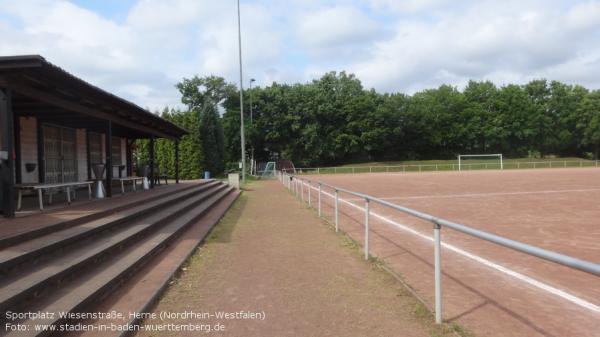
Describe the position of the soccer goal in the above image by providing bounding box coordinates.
[457,154,503,171]
[259,161,277,179]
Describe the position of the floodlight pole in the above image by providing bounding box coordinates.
[249,78,255,175]
[237,0,246,183]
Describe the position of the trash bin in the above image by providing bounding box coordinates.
[204,171,210,179]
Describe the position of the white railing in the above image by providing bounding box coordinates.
[284,160,600,175]
[277,171,600,324]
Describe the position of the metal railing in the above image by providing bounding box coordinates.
[284,160,600,175]
[278,171,600,324]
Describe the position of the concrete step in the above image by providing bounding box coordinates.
[0,183,229,313]
[0,181,221,273]
[2,186,235,337]
[72,189,240,337]
[0,182,205,249]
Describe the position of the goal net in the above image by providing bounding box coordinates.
[458,154,503,171]
[258,161,277,179]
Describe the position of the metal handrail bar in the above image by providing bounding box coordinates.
[309,178,600,276]
[279,171,600,324]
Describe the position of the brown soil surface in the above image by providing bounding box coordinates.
[136,180,447,337]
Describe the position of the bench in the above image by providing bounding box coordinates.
[113,177,144,194]
[15,181,93,211]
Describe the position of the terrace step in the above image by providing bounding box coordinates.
[0,181,204,248]
[0,183,228,313]
[72,189,240,337]
[0,181,221,273]
[2,184,236,337]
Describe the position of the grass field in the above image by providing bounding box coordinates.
[294,157,597,174]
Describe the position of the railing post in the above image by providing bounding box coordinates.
[335,189,339,232]
[364,198,370,260]
[318,183,322,217]
[433,220,442,324]
[308,180,312,207]
[301,179,304,202]
[318,167,320,174]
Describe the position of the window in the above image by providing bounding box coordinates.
[112,137,122,165]
[89,132,102,164]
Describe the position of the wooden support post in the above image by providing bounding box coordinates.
[149,135,155,189]
[0,89,16,217]
[105,121,113,197]
[175,140,180,184]
[86,129,91,180]
[37,119,45,184]
[14,111,21,184]
[126,139,133,177]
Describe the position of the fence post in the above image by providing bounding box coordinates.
[433,221,442,324]
[308,180,311,207]
[318,183,322,217]
[352,167,355,174]
[364,198,370,260]
[318,167,320,174]
[335,167,337,174]
[335,189,339,232]
[518,162,520,169]
[370,166,372,173]
[301,179,304,202]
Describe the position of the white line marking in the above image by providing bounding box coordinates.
[345,188,600,201]
[299,181,600,314]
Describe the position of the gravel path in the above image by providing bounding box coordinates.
[136,180,442,337]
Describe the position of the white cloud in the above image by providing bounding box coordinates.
[0,0,599,110]
[351,0,600,93]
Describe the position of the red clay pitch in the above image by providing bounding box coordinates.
[299,167,600,337]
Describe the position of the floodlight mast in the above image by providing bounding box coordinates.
[237,0,246,183]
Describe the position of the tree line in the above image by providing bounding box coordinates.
[138,72,600,179]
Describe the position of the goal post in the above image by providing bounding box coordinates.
[458,154,503,171]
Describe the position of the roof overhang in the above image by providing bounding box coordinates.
[0,55,187,140]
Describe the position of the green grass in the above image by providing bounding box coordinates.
[338,156,589,167]
[293,157,597,174]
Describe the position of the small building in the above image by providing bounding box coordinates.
[0,55,187,217]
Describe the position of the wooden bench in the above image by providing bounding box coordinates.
[113,177,144,194]
[15,181,93,211]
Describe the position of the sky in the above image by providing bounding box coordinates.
[0,0,599,111]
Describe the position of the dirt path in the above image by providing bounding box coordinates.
[136,180,452,337]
